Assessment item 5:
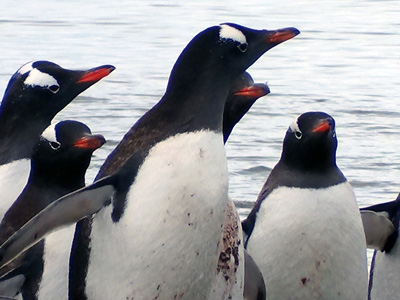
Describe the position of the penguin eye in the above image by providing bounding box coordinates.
[294,130,302,140]
[48,84,60,94]
[49,141,61,150]
[237,42,248,53]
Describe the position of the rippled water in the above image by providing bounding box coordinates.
[1,0,400,224]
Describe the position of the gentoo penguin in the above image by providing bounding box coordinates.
[223,72,270,143]
[0,61,114,220]
[242,112,368,300]
[360,195,400,299]
[0,120,105,299]
[218,72,269,300]
[0,24,300,300]
[28,71,270,300]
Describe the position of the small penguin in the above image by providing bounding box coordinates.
[0,121,105,299]
[243,112,368,300]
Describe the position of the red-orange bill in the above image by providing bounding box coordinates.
[77,65,115,83]
[74,134,106,150]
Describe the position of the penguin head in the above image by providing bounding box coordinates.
[32,120,106,180]
[223,72,270,142]
[1,61,115,121]
[281,111,338,171]
[166,23,299,94]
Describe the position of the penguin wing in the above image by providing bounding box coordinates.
[0,176,117,269]
[360,194,400,252]
[244,249,266,300]
[360,210,395,251]
[0,274,24,299]
[242,180,275,248]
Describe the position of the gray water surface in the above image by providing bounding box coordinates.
[1,1,400,221]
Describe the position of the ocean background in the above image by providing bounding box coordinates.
[1,0,400,263]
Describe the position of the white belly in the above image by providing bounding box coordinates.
[247,182,368,300]
[0,159,30,221]
[37,226,75,300]
[369,231,400,299]
[86,130,229,300]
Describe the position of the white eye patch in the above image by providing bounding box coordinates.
[289,115,303,139]
[24,68,59,89]
[17,62,34,75]
[219,24,247,44]
[41,123,58,143]
[289,117,300,133]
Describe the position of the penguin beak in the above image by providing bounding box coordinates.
[77,65,116,84]
[312,120,332,133]
[74,134,106,150]
[264,27,300,44]
[234,83,270,98]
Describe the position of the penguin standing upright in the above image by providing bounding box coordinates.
[243,112,368,300]
[0,121,105,299]
[0,24,299,300]
[30,71,270,300]
[0,61,114,220]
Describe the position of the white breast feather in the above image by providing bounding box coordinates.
[87,130,229,300]
[247,182,368,300]
[38,226,75,300]
[0,159,30,221]
[370,226,400,299]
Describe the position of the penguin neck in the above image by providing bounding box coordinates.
[160,70,232,133]
[0,107,50,164]
[29,160,87,192]
[270,158,346,189]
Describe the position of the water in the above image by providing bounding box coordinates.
[1,1,400,221]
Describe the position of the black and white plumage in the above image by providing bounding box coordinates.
[243,111,368,300]
[0,24,299,300]
[0,61,114,221]
[0,120,105,299]
[360,195,400,300]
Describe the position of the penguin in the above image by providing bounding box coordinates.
[0,120,105,299]
[0,61,114,221]
[359,195,400,299]
[0,24,299,300]
[29,71,270,300]
[242,111,368,300]
[223,72,270,143]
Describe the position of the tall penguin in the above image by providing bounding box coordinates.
[28,71,270,300]
[0,24,299,300]
[0,61,114,220]
[0,121,105,299]
[243,112,368,300]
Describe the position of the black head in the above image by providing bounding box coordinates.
[223,72,270,142]
[167,23,299,94]
[31,120,106,184]
[281,111,338,172]
[0,61,115,122]
[161,23,299,133]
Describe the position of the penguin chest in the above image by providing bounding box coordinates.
[0,159,30,220]
[87,130,229,300]
[247,182,368,300]
[370,231,400,299]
